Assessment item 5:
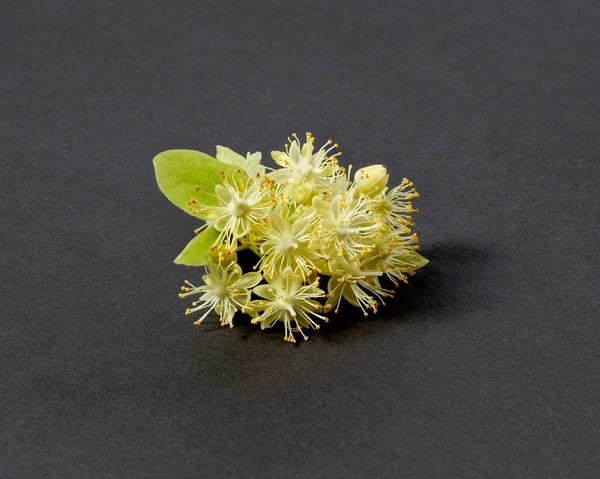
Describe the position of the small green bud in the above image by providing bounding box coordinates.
[354,165,389,197]
[291,182,315,205]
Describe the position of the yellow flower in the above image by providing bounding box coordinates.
[194,176,273,248]
[324,257,393,316]
[179,258,262,328]
[372,178,420,230]
[311,189,382,260]
[255,205,323,280]
[250,266,327,342]
[268,132,343,204]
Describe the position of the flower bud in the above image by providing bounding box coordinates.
[353,165,389,197]
[289,182,315,205]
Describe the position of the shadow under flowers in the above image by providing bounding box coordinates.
[225,241,495,342]
[317,240,496,338]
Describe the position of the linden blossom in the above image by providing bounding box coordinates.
[191,175,274,248]
[324,257,394,316]
[310,189,382,260]
[249,266,328,343]
[268,132,344,205]
[153,132,429,342]
[253,204,324,281]
[179,257,262,328]
[269,132,342,185]
[372,179,421,231]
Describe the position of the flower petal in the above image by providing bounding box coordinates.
[254,284,276,301]
[271,150,289,167]
[239,272,262,289]
[342,284,360,307]
[215,184,231,204]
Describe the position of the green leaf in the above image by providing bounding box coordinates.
[174,227,220,266]
[153,149,230,216]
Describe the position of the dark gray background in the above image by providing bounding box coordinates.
[2,0,599,477]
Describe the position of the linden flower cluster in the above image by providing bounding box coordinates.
[154,133,428,342]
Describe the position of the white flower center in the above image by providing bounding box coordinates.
[212,283,228,300]
[279,294,296,311]
[280,233,299,250]
[228,198,249,217]
[297,160,314,179]
[336,222,350,239]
